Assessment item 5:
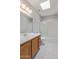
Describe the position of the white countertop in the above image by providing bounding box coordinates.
[20,33,40,45]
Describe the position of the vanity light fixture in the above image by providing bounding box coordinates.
[20,3,32,17]
[21,3,32,14]
[20,8,32,17]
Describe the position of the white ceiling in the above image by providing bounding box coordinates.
[23,0,58,17]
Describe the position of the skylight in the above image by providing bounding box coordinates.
[40,0,50,10]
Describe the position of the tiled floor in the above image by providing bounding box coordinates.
[34,40,58,59]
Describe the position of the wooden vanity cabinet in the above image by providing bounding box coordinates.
[20,35,41,59]
[20,41,32,59]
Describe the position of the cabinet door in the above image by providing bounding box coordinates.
[32,38,39,57]
[20,41,32,59]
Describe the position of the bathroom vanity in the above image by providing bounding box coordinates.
[20,33,41,59]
